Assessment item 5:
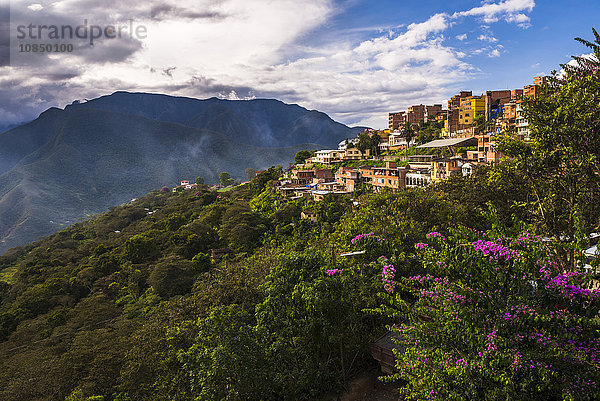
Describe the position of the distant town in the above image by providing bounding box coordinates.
[171,76,548,201]
[270,76,547,201]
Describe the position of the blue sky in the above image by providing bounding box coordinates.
[1,0,599,129]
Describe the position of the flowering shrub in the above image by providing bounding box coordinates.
[380,228,600,400]
[349,232,394,263]
[351,232,375,244]
[472,239,519,262]
[381,264,396,293]
[425,232,446,241]
[326,268,343,277]
[414,242,429,250]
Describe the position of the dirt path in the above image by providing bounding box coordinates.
[335,369,400,401]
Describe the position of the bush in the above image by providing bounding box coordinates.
[148,256,195,298]
[379,228,600,400]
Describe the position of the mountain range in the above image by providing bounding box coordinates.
[0,92,363,254]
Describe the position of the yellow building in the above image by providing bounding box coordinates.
[431,156,464,182]
[371,130,390,141]
[458,96,485,126]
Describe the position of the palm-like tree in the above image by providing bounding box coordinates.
[403,122,415,148]
[563,28,600,75]
[370,132,381,156]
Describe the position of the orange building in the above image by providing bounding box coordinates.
[335,167,361,192]
[370,162,407,191]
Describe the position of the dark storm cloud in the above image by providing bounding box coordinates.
[7,2,147,67]
[70,35,144,64]
[188,75,258,96]
[162,66,176,77]
[0,78,68,125]
[151,4,227,21]
[0,4,9,66]
[0,69,134,128]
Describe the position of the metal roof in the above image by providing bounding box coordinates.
[416,137,478,148]
[585,245,598,257]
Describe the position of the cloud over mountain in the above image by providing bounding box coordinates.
[1,0,538,130]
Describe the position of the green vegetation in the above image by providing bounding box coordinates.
[0,29,599,401]
[0,170,477,401]
[294,150,315,164]
[217,172,237,187]
[356,131,381,156]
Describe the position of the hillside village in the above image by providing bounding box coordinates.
[273,76,548,201]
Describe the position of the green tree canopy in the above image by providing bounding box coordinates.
[218,172,236,187]
[245,167,257,181]
[294,150,313,164]
[498,33,600,242]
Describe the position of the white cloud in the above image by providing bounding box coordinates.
[453,0,535,27]
[2,0,537,129]
[27,3,44,11]
[478,34,498,43]
[559,52,598,77]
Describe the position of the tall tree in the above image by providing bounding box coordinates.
[565,27,600,75]
[294,150,312,165]
[498,28,600,245]
[218,172,235,187]
[355,132,372,156]
[370,132,382,156]
[245,168,257,181]
[402,122,416,148]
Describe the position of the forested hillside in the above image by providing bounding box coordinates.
[0,91,365,254]
[0,163,503,400]
[1,31,600,401]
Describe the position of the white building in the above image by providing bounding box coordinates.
[515,103,530,140]
[405,171,432,187]
[462,162,473,177]
[312,150,343,165]
[388,133,409,148]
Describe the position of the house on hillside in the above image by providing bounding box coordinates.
[431,156,464,182]
[290,168,334,185]
[371,162,407,192]
[358,165,374,185]
[312,190,351,202]
[344,147,371,161]
[277,183,312,198]
[312,150,343,165]
[405,170,432,187]
[388,133,409,151]
[291,169,315,185]
[335,167,361,192]
[300,210,317,222]
[173,180,198,191]
[313,168,334,183]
